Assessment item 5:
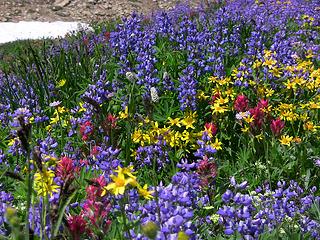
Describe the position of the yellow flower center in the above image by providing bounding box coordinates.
[115,178,125,187]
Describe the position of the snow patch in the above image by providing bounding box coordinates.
[0,21,92,44]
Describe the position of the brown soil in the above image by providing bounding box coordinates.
[0,0,205,23]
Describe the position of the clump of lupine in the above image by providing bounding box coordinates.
[218,177,320,239]
[0,0,319,239]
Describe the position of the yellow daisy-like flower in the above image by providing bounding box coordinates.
[243,115,254,124]
[8,137,19,147]
[119,106,128,119]
[284,80,297,90]
[293,137,302,143]
[262,57,277,69]
[138,184,154,200]
[269,67,282,78]
[215,97,229,105]
[265,88,275,97]
[211,103,228,114]
[34,169,59,197]
[308,101,320,109]
[211,138,222,150]
[208,76,218,84]
[279,135,293,146]
[181,130,191,144]
[181,116,196,129]
[197,90,209,100]
[241,126,249,133]
[114,166,137,180]
[167,117,181,127]
[57,79,66,88]
[78,102,86,112]
[253,60,262,69]
[50,115,59,125]
[304,121,317,132]
[103,173,134,196]
[57,106,67,114]
[132,129,143,143]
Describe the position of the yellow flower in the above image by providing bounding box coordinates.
[119,106,128,119]
[181,130,191,144]
[208,76,218,84]
[57,79,66,88]
[241,126,249,133]
[34,169,59,197]
[269,67,282,78]
[132,129,143,143]
[181,116,196,129]
[8,137,18,147]
[114,166,137,180]
[197,90,209,100]
[292,77,306,86]
[46,125,52,132]
[306,50,314,59]
[50,115,59,125]
[253,60,262,69]
[211,138,222,150]
[78,102,86,112]
[308,101,320,109]
[57,106,66,114]
[167,117,181,127]
[138,184,154,200]
[211,103,228,114]
[284,80,297,90]
[304,121,317,132]
[29,116,34,123]
[244,115,254,124]
[265,88,275,97]
[215,97,229,105]
[264,50,273,58]
[255,134,264,141]
[280,110,298,122]
[217,77,231,86]
[279,135,293,146]
[103,172,134,196]
[262,57,277,69]
[225,88,236,99]
[293,137,302,143]
[177,231,190,240]
[142,134,152,145]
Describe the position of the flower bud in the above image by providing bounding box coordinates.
[6,207,19,226]
[141,221,159,239]
[177,231,190,240]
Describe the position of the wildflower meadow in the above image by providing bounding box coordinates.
[0,0,320,239]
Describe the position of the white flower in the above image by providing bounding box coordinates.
[163,71,169,79]
[235,111,250,120]
[150,87,159,103]
[125,71,136,81]
[49,101,61,107]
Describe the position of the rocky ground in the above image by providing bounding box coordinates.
[0,0,207,23]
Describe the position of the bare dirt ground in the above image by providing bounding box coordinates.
[0,0,205,23]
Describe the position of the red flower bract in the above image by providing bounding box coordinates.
[204,122,218,136]
[197,156,217,187]
[234,94,249,112]
[107,113,117,128]
[56,156,77,180]
[258,99,268,109]
[249,106,264,129]
[270,118,285,136]
[67,215,87,240]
